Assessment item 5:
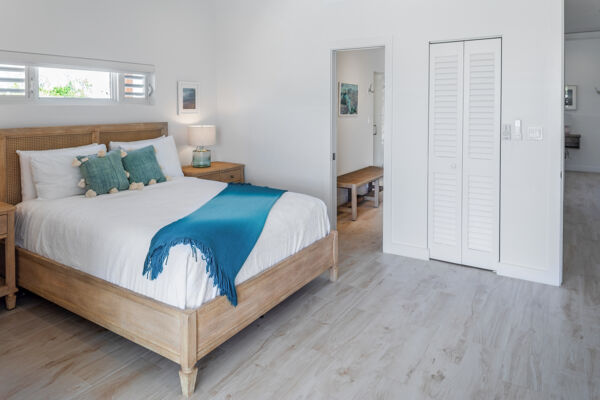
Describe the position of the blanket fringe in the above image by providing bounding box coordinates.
[143,239,238,306]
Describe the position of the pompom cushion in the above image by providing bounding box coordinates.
[121,145,166,185]
[77,150,130,195]
[109,136,183,178]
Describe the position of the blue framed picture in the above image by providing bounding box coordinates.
[178,81,200,114]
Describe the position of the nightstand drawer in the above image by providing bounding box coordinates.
[0,215,6,236]
[220,169,242,183]
[182,162,245,184]
[198,172,221,182]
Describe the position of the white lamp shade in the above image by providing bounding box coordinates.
[188,125,216,147]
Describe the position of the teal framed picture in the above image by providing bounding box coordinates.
[565,85,577,111]
[339,82,358,116]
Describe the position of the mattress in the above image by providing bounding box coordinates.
[15,177,330,309]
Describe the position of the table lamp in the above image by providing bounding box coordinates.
[188,125,216,168]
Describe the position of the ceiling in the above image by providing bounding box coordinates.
[566,0,600,33]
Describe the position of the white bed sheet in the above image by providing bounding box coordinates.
[15,177,330,309]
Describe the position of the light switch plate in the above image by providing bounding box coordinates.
[502,124,512,140]
[527,126,543,141]
[513,120,522,140]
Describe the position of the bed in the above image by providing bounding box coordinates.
[0,122,338,397]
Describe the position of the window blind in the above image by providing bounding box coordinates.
[123,73,146,99]
[0,64,26,96]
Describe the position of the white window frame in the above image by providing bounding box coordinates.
[0,50,155,105]
[33,67,119,105]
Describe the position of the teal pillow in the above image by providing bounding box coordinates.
[121,145,166,185]
[77,150,130,195]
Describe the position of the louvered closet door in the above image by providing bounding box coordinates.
[428,42,464,264]
[461,39,501,269]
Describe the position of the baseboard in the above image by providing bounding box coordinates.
[496,262,561,286]
[383,241,429,260]
[382,243,562,286]
[565,31,600,41]
[565,165,600,174]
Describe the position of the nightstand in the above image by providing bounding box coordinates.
[182,162,245,183]
[0,203,16,310]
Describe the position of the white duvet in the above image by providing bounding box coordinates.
[15,177,330,309]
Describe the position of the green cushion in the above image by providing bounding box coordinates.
[122,145,166,185]
[78,150,130,195]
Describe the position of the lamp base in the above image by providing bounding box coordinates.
[192,148,211,168]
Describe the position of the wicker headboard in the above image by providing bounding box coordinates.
[0,122,167,205]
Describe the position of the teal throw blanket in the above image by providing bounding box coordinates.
[143,183,286,306]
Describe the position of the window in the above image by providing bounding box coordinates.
[0,50,155,104]
[38,67,112,99]
[0,64,26,97]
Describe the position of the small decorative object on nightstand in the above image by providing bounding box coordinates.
[182,162,245,183]
[188,125,217,168]
[0,202,17,310]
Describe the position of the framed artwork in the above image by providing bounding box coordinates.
[339,82,358,116]
[178,81,200,114]
[565,85,577,111]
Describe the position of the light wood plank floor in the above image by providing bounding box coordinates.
[1,171,599,399]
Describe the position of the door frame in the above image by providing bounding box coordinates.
[372,71,385,167]
[329,37,393,237]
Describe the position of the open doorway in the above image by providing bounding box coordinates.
[563,2,600,281]
[331,46,385,247]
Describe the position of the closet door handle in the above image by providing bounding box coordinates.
[450,163,457,169]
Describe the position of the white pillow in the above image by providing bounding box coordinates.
[109,136,183,178]
[17,143,106,202]
[29,144,107,200]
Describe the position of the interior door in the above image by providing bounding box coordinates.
[428,41,464,264]
[461,39,501,269]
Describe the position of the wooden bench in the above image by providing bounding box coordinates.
[337,166,384,221]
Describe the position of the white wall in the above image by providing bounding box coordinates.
[213,0,564,285]
[565,33,600,173]
[0,0,217,165]
[0,1,565,286]
[336,48,384,176]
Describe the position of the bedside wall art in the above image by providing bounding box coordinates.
[178,81,200,114]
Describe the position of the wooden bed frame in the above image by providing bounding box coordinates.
[0,122,338,397]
